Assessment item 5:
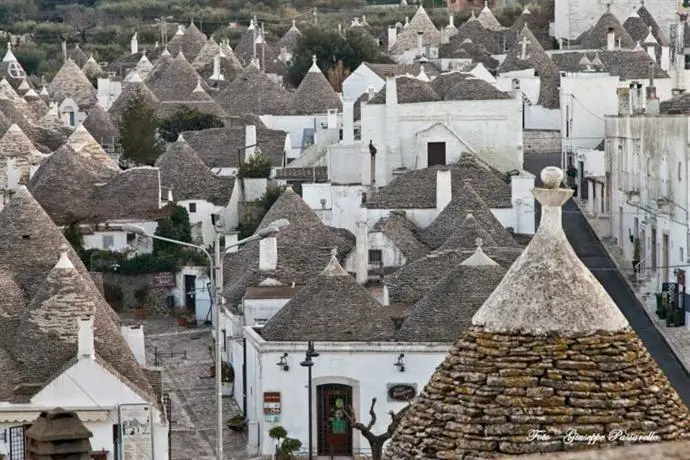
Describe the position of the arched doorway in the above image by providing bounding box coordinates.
[317,383,353,456]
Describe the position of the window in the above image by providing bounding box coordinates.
[102,235,114,249]
[680,162,683,182]
[681,247,685,262]
[189,202,197,213]
[126,232,135,243]
[368,249,383,265]
[69,111,76,127]
[361,193,367,204]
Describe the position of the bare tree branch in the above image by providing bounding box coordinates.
[345,397,409,460]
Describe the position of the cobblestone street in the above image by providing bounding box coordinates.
[140,317,249,460]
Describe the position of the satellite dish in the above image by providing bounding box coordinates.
[7,61,25,79]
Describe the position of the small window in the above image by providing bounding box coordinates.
[361,193,367,204]
[681,247,685,262]
[368,249,383,264]
[679,162,683,182]
[189,202,197,213]
[126,232,135,243]
[69,111,76,127]
[102,235,114,249]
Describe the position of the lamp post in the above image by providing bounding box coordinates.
[300,341,319,460]
[123,219,289,460]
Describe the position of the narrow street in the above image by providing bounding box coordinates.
[524,153,690,406]
[141,317,249,460]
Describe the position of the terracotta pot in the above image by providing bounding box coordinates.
[176,317,187,326]
[134,308,146,320]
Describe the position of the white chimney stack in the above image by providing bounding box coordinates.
[259,236,278,272]
[77,316,95,360]
[388,26,397,50]
[607,28,615,51]
[210,54,225,82]
[245,124,257,159]
[131,33,138,55]
[449,14,455,28]
[355,221,368,284]
[343,98,354,145]
[417,31,424,57]
[382,285,390,306]
[436,170,452,214]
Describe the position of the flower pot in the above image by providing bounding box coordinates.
[134,307,146,320]
[176,317,187,327]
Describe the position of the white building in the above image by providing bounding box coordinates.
[343,62,440,102]
[605,83,690,294]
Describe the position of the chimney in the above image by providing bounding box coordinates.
[343,98,354,145]
[77,316,95,360]
[677,13,688,90]
[210,54,225,81]
[62,41,67,62]
[131,33,138,55]
[417,31,424,57]
[225,231,239,253]
[630,82,645,114]
[382,285,390,306]
[355,221,368,284]
[607,27,615,51]
[388,26,397,51]
[259,236,278,272]
[617,86,631,115]
[436,170,452,214]
[245,124,257,159]
[449,14,455,28]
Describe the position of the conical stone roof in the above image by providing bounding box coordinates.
[48,59,97,108]
[82,104,119,143]
[477,2,504,31]
[147,52,211,101]
[0,124,41,160]
[397,241,506,342]
[167,21,207,61]
[132,54,153,80]
[580,6,636,50]
[260,255,391,342]
[12,247,157,402]
[215,63,292,115]
[0,187,120,326]
[384,167,690,459]
[68,44,89,68]
[23,90,50,119]
[219,40,243,69]
[389,5,442,55]
[277,20,302,55]
[108,80,160,130]
[291,57,342,114]
[192,37,221,71]
[438,212,498,250]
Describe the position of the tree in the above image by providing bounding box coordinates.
[286,26,388,88]
[57,5,98,42]
[153,204,192,257]
[343,398,410,460]
[158,106,224,143]
[237,153,272,179]
[327,60,350,93]
[119,87,163,166]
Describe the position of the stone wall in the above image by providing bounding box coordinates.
[524,129,561,154]
[101,272,173,315]
[385,327,689,459]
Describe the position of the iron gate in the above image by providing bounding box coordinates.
[8,425,27,460]
[162,393,172,459]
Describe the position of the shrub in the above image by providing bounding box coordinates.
[237,153,272,179]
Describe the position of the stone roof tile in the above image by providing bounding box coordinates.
[291,59,342,114]
[214,64,292,115]
[48,59,97,108]
[372,211,429,262]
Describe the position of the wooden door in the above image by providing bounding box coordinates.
[427,142,446,166]
[184,275,196,312]
[317,384,353,456]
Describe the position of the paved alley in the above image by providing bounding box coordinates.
[524,153,690,406]
[142,317,248,460]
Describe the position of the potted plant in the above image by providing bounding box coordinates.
[269,426,302,460]
[656,293,667,319]
[221,362,234,396]
[227,414,246,432]
[134,286,150,320]
[174,308,187,327]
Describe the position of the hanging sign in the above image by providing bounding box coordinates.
[119,404,153,460]
[387,383,417,402]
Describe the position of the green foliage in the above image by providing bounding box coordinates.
[237,185,285,239]
[268,426,301,457]
[269,426,288,440]
[120,87,164,166]
[117,253,180,275]
[286,25,388,88]
[153,205,193,256]
[63,223,85,255]
[237,154,272,179]
[280,438,302,455]
[158,106,224,143]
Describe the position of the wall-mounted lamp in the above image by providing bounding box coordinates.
[394,353,405,372]
[276,353,289,371]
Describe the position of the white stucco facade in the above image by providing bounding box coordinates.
[0,352,168,460]
[605,113,690,293]
[242,328,449,457]
[361,78,524,186]
[261,113,340,160]
[82,220,158,253]
[171,266,211,322]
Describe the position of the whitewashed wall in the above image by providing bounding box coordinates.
[171,266,211,322]
[83,221,157,253]
[242,297,290,328]
[343,65,385,101]
[261,114,340,158]
[244,329,449,456]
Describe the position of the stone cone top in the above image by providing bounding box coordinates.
[472,167,629,335]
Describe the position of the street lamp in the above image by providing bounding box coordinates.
[122,218,289,460]
[300,341,319,460]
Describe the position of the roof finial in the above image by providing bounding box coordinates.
[6,42,9,52]
[331,247,338,257]
[177,133,185,142]
[312,54,317,65]
[484,0,488,9]
[475,237,483,249]
[541,166,563,189]
[55,244,74,269]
